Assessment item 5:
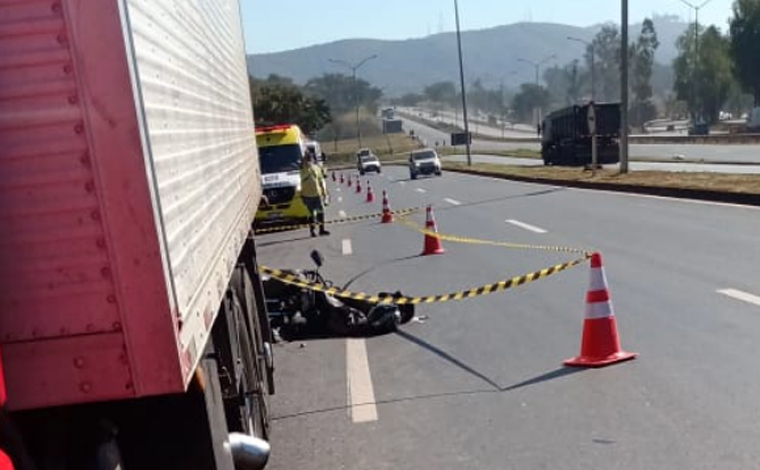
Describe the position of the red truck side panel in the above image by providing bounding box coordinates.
[0,0,184,410]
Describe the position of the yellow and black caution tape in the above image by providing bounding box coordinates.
[259,203,594,304]
[260,254,590,305]
[397,217,591,256]
[254,207,422,234]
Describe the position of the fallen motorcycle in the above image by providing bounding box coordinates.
[262,250,415,338]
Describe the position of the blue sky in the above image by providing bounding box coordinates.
[241,0,735,53]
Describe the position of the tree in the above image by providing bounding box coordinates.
[631,19,660,126]
[395,93,425,106]
[304,73,383,115]
[566,61,583,105]
[423,81,458,105]
[587,25,621,102]
[673,25,734,123]
[249,77,332,134]
[729,0,760,106]
[543,61,584,107]
[511,84,551,123]
[467,79,505,116]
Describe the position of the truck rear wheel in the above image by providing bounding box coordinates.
[216,266,270,442]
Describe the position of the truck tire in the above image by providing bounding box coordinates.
[226,268,270,441]
[233,295,269,441]
[238,239,276,396]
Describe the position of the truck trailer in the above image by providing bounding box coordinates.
[541,102,621,166]
[0,1,273,469]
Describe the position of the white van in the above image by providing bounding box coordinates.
[305,140,326,165]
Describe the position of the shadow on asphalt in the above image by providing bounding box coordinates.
[433,187,567,213]
[394,330,502,390]
[395,330,584,393]
[342,254,422,289]
[257,233,315,247]
[271,330,587,422]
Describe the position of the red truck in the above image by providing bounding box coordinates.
[0,1,273,468]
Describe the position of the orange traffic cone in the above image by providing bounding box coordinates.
[356,179,362,194]
[381,190,394,223]
[564,253,637,367]
[366,182,374,203]
[340,173,345,185]
[421,205,445,256]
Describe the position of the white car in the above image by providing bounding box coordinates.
[357,148,381,174]
[409,149,442,180]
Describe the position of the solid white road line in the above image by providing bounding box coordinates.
[346,338,378,423]
[342,238,353,256]
[444,198,462,206]
[339,210,347,218]
[506,219,548,234]
[416,188,427,194]
[717,288,760,307]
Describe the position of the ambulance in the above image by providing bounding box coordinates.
[255,124,311,223]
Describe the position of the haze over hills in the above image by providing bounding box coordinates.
[246,15,690,95]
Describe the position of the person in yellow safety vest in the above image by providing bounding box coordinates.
[300,150,330,237]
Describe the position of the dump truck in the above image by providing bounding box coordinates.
[541,102,621,166]
[0,1,274,469]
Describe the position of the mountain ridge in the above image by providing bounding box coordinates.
[247,17,689,95]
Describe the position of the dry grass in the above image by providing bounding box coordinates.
[325,134,421,165]
[444,162,760,195]
[437,148,541,159]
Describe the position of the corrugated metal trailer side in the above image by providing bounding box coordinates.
[0,0,260,411]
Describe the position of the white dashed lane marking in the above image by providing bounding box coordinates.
[506,219,547,234]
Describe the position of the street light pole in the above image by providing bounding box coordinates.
[678,0,716,122]
[454,0,472,166]
[328,54,379,148]
[567,37,595,102]
[518,54,556,126]
[620,0,629,173]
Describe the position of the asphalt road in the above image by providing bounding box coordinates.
[399,114,760,164]
[257,167,760,470]
[443,154,760,174]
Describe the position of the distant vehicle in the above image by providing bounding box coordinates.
[357,149,382,174]
[688,121,710,136]
[409,149,442,179]
[382,119,403,134]
[541,102,621,166]
[381,107,395,119]
[305,140,326,165]
[747,107,760,132]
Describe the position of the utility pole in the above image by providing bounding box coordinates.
[620,0,629,173]
[518,54,556,126]
[500,79,505,138]
[567,37,595,102]
[328,54,379,148]
[678,0,716,122]
[454,0,472,166]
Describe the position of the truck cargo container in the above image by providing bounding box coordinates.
[541,102,621,166]
[0,1,273,468]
